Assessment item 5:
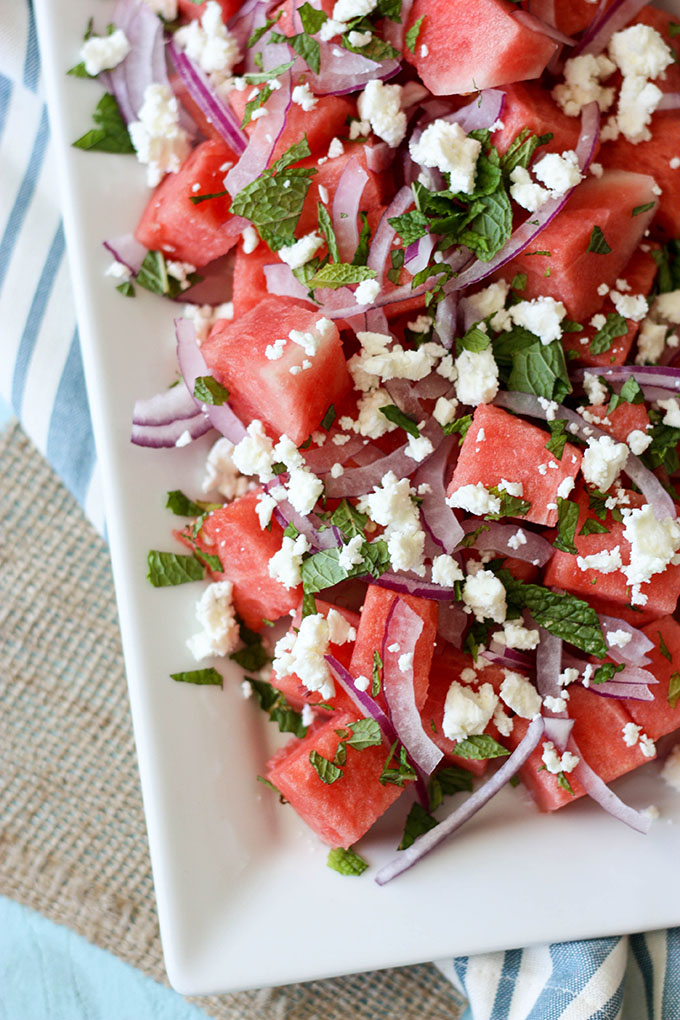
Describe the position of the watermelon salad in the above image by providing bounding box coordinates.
[73,0,680,882]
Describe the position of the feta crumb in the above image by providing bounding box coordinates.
[128,83,191,187]
[241,679,253,699]
[409,119,481,194]
[556,476,576,500]
[338,534,364,571]
[443,681,498,743]
[498,621,540,651]
[454,347,499,405]
[333,0,377,21]
[583,371,609,406]
[607,628,632,649]
[349,118,370,140]
[635,318,668,365]
[532,150,583,197]
[268,533,310,589]
[608,24,673,80]
[357,79,406,148]
[582,434,629,492]
[661,743,680,792]
[319,18,346,41]
[318,185,329,204]
[654,290,680,324]
[186,581,239,660]
[174,1,241,81]
[232,420,275,482]
[543,694,569,713]
[273,613,335,699]
[509,166,550,212]
[541,741,580,774]
[640,733,656,758]
[610,291,648,322]
[558,667,580,687]
[627,428,652,456]
[590,161,604,178]
[621,503,680,587]
[462,569,507,624]
[287,467,323,516]
[360,471,425,574]
[433,396,459,428]
[279,232,323,270]
[656,397,680,429]
[622,722,642,747]
[354,674,370,692]
[507,529,527,551]
[80,28,131,76]
[552,53,616,118]
[509,296,567,346]
[498,478,523,497]
[175,430,192,448]
[577,545,623,574]
[327,136,345,159]
[105,259,131,281]
[431,554,464,588]
[493,703,514,738]
[460,280,510,325]
[500,670,542,718]
[405,433,434,463]
[348,29,372,47]
[354,278,381,306]
[292,82,318,111]
[202,437,251,500]
[447,482,501,517]
[398,652,414,675]
[265,336,287,361]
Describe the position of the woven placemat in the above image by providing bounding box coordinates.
[0,420,465,1020]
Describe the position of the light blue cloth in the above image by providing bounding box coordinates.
[3,2,680,1018]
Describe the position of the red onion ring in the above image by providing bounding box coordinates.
[332,155,369,264]
[322,420,441,497]
[132,382,199,426]
[168,39,248,155]
[535,629,563,702]
[437,603,467,649]
[414,436,464,556]
[543,717,574,750]
[103,234,147,275]
[573,365,680,396]
[224,71,292,197]
[459,519,555,567]
[175,318,247,442]
[375,717,545,885]
[576,0,650,57]
[367,186,414,281]
[512,9,576,47]
[571,740,652,834]
[131,412,213,448]
[598,614,653,666]
[589,681,654,701]
[108,0,166,124]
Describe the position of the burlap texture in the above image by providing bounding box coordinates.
[0,421,464,1020]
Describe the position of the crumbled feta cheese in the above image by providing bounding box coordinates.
[654,290,680,324]
[558,667,580,687]
[174,1,241,81]
[182,300,232,344]
[493,703,514,738]
[498,478,523,498]
[581,434,629,492]
[610,291,648,322]
[442,681,498,743]
[509,296,567,346]
[287,467,323,516]
[80,28,131,76]
[319,18,346,41]
[398,651,414,675]
[405,433,434,463]
[656,397,680,428]
[621,503,680,587]
[577,546,623,574]
[607,628,632,649]
[278,232,323,269]
[499,621,540,651]
[348,29,372,47]
[273,613,336,699]
[431,554,464,588]
[500,670,542,718]
[509,165,550,212]
[432,396,459,428]
[409,119,481,194]
[583,371,609,406]
[288,316,334,358]
[543,694,569,714]
[532,150,583,197]
[349,117,370,140]
[354,674,370,692]
[105,259,131,281]
[541,741,580,774]
[635,318,668,365]
[354,278,381,306]
[507,529,527,551]
[292,82,318,111]
[241,225,259,254]
[333,0,377,20]
[327,136,345,160]
[460,280,510,325]
[357,80,406,148]
[640,733,656,758]
[353,335,445,384]
[175,429,192,447]
[661,743,680,792]
[359,471,425,574]
[622,722,642,747]
[590,161,604,178]
[186,581,239,660]
[202,437,251,500]
[255,491,277,528]
[556,476,576,500]
[454,347,499,406]
[128,83,191,186]
[166,260,196,289]
[265,336,287,361]
[462,569,507,624]
[329,462,344,478]
[552,53,616,118]
[338,534,364,571]
[446,482,501,517]
[232,419,275,482]
[608,24,673,81]
[268,533,310,589]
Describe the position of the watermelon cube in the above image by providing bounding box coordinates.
[295,142,391,237]
[192,490,301,629]
[498,171,659,321]
[349,585,438,712]
[134,139,242,266]
[534,0,615,37]
[177,0,241,20]
[446,404,582,528]
[543,488,680,626]
[581,401,650,446]
[232,239,314,319]
[403,0,557,96]
[265,710,404,847]
[491,83,583,159]
[270,599,360,714]
[201,297,351,444]
[623,617,680,740]
[507,716,585,811]
[567,684,655,782]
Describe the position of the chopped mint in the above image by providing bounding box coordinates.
[306,262,377,289]
[579,517,610,537]
[136,249,201,298]
[379,741,417,787]
[351,212,372,266]
[247,9,282,47]
[327,846,368,876]
[511,272,528,292]
[229,622,270,672]
[388,248,405,285]
[388,209,429,246]
[453,734,510,760]
[309,749,343,784]
[116,280,135,297]
[428,765,473,811]
[72,93,134,153]
[659,631,673,663]
[344,718,382,751]
[298,2,328,33]
[372,649,383,697]
[589,313,628,356]
[146,550,205,587]
[500,129,553,177]
[270,29,321,73]
[165,490,220,517]
[588,226,612,255]
[317,203,339,263]
[301,592,317,618]
[405,14,425,54]
[171,668,223,687]
[398,802,438,850]
[493,327,571,403]
[456,325,491,355]
[485,486,531,521]
[231,138,316,250]
[329,499,368,540]
[545,419,569,460]
[378,404,420,438]
[607,376,644,415]
[592,662,625,684]
[557,771,575,795]
[300,540,390,594]
[443,414,473,441]
[461,524,490,549]
[242,84,274,128]
[189,189,228,206]
[193,375,230,405]
[553,498,580,555]
[633,201,656,216]
[668,672,680,709]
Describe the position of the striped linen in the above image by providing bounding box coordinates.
[3,3,680,1017]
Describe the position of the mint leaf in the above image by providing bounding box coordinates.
[147,550,205,587]
[607,375,644,415]
[345,718,382,750]
[659,631,673,662]
[229,624,270,672]
[485,486,531,521]
[166,490,220,517]
[505,334,571,403]
[242,83,274,128]
[669,672,680,709]
[453,734,510,760]
[398,802,438,850]
[231,138,315,249]
[443,414,473,440]
[271,30,321,73]
[189,189,228,206]
[588,226,612,254]
[247,9,282,47]
[376,0,402,20]
[327,846,368,875]
[590,312,628,356]
[352,212,371,266]
[405,14,425,53]
[321,403,337,431]
[116,280,135,297]
[379,404,420,438]
[300,540,390,594]
[379,741,416,787]
[557,771,575,795]
[170,668,223,687]
[592,662,625,684]
[310,749,343,784]
[307,262,377,289]
[194,375,230,405]
[299,2,328,33]
[553,498,579,554]
[301,592,317,618]
[458,188,513,262]
[329,499,368,540]
[428,764,473,810]
[456,325,491,355]
[500,129,553,177]
[73,93,134,153]
[545,419,569,459]
[317,202,339,263]
[372,649,383,697]
[388,209,429,246]
[249,680,306,736]
[500,573,608,657]
[136,250,201,298]
[512,272,528,292]
[579,517,610,537]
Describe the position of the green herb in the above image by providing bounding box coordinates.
[553,498,580,555]
[590,313,628,356]
[379,741,416,787]
[116,280,135,297]
[72,93,134,153]
[453,734,510,760]
[669,672,680,709]
[493,327,571,403]
[443,414,473,441]
[231,138,316,249]
[146,550,205,587]
[165,490,219,517]
[557,772,575,795]
[457,188,513,263]
[298,2,328,33]
[388,209,429,246]
[500,129,553,176]
[241,84,274,128]
[170,668,223,687]
[307,262,377,289]
[379,404,420,438]
[135,250,201,298]
[562,319,584,333]
[256,775,282,797]
[230,622,270,672]
[247,9,283,46]
[398,802,438,850]
[310,750,343,784]
[428,765,473,811]
[193,375,230,405]
[248,678,307,737]
[586,487,622,524]
[588,226,612,255]
[327,846,368,875]
[301,593,317,619]
[372,650,383,697]
[320,404,337,431]
[317,202,339,263]
[461,524,490,549]
[300,540,390,594]
[592,662,625,684]
[351,212,372,266]
[642,423,680,474]
[189,189,228,206]
[388,248,404,285]
[376,0,402,20]
[607,375,644,415]
[329,499,368,541]
[343,718,382,751]
[579,517,610,537]
[511,272,527,292]
[456,325,490,356]
[545,419,569,459]
[270,30,321,73]
[67,61,94,79]
[485,485,531,521]
[405,14,425,53]
[659,631,673,662]
[633,201,656,216]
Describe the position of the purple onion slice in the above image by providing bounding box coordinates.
[175,318,246,443]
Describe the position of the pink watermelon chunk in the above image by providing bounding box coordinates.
[507,716,585,811]
[491,82,583,159]
[265,710,404,847]
[201,297,351,444]
[191,490,301,629]
[446,404,582,528]
[349,586,438,713]
[581,402,651,446]
[232,240,315,319]
[295,142,391,237]
[403,0,557,96]
[623,617,680,740]
[270,599,360,714]
[529,0,616,37]
[566,684,655,782]
[543,488,680,626]
[498,171,659,322]
[134,139,242,266]
[177,0,241,20]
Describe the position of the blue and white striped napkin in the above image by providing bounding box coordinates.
[3,3,679,1017]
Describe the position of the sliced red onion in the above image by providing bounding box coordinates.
[577,0,650,57]
[180,251,238,305]
[109,0,166,124]
[571,740,651,834]
[365,142,394,173]
[367,186,413,281]
[598,615,653,666]
[441,90,507,134]
[404,233,436,277]
[309,44,399,96]
[449,104,599,293]
[168,39,248,155]
[131,412,212,448]
[414,436,464,556]
[175,318,247,442]
[512,9,576,46]
[323,421,441,497]
[332,155,369,264]
[437,603,467,649]
[227,0,278,53]
[365,307,390,334]
[480,644,533,671]
[272,501,340,552]
[383,600,443,775]
[315,278,433,320]
[536,629,563,701]
[573,365,680,394]
[434,290,457,350]
[375,716,545,885]
[494,390,677,522]
[589,681,654,701]
[302,433,367,474]
[382,0,414,50]
[658,93,680,112]
[562,651,657,687]
[458,518,554,567]
[374,572,458,601]
[224,72,292,196]
[543,716,574,750]
[263,262,315,303]
[103,234,147,275]
[132,382,198,426]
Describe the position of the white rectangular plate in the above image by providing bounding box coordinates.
[35,0,680,996]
